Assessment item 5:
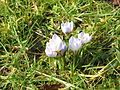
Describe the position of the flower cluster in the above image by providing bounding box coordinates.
[45,21,92,57]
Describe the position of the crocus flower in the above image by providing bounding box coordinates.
[69,36,82,52]
[61,21,73,34]
[78,32,92,44]
[45,34,67,57]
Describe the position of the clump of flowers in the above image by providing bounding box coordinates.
[45,21,92,57]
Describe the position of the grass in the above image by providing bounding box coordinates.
[0,0,120,89]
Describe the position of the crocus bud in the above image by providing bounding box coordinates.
[61,21,73,34]
[69,36,82,52]
[78,32,92,44]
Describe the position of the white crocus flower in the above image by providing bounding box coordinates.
[61,21,73,34]
[45,34,67,57]
[78,32,92,44]
[69,36,82,52]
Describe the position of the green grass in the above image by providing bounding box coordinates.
[0,0,120,89]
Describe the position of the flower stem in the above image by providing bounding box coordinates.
[71,51,78,76]
[61,57,65,70]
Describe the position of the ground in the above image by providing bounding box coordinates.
[0,0,120,90]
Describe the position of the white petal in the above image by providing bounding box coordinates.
[60,42,67,53]
[78,32,92,44]
[52,34,61,41]
[61,23,69,34]
[45,47,57,57]
[69,36,82,51]
[61,21,74,34]
[45,34,67,57]
[78,32,84,38]
[50,34,62,51]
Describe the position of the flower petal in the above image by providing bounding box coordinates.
[78,32,92,44]
[45,47,57,57]
[61,21,74,34]
[69,36,82,51]
[45,34,67,57]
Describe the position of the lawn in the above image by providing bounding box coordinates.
[0,0,120,90]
